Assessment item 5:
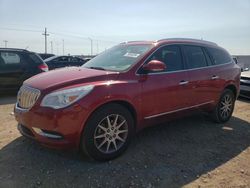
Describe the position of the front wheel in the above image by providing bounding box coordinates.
[211,89,235,123]
[80,103,134,161]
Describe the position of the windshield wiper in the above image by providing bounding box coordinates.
[88,66,106,71]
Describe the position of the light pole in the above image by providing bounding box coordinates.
[62,39,64,55]
[42,27,49,54]
[3,40,8,48]
[50,41,53,54]
[96,40,99,54]
[88,37,93,56]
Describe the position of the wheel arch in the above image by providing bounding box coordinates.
[78,99,138,150]
[224,84,237,98]
[91,100,137,126]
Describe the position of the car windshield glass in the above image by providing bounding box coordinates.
[82,44,153,71]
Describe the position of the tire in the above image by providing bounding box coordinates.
[211,89,235,123]
[80,103,134,161]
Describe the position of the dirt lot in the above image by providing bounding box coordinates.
[0,94,249,188]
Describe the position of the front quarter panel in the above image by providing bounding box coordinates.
[76,78,142,133]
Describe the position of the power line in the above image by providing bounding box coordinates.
[0,27,42,33]
[50,31,117,43]
[0,27,119,54]
[0,27,118,44]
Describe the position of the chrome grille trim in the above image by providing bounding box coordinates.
[17,85,40,110]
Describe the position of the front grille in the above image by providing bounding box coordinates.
[17,85,40,109]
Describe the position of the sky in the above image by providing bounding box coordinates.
[0,0,250,55]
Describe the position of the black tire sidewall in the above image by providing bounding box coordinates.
[81,103,134,161]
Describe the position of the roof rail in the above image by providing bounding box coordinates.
[120,40,154,44]
[0,48,29,52]
[157,38,218,46]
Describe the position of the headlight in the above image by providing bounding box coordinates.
[41,85,94,109]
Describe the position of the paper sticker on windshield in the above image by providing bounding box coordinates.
[124,52,140,58]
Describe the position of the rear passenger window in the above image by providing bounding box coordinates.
[148,45,183,72]
[206,47,232,65]
[184,46,207,69]
[203,48,213,66]
[0,52,21,64]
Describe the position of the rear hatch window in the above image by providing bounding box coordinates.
[29,53,44,64]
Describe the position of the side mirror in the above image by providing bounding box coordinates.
[143,60,166,72]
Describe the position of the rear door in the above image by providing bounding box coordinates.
[140,45,192,119]
[182,45,214,106]
[205,47,234,101]
[0,51,25,90]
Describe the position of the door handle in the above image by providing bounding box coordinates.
[179,80,189,85]
[211,75,219,80]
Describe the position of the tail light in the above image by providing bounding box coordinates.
[38,64,49,72]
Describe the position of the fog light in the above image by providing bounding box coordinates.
[32,127,63,139]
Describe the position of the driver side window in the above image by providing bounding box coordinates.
[147,45,184,72]
[57,57,69,62]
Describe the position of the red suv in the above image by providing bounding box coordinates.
[14,38,241,161]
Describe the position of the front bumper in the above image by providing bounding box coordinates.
[14,103,88,149]
[240,81,250,99]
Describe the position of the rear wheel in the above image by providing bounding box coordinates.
[211,89,235,123]
[80,103,134,161]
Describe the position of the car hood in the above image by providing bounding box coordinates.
[241,71,250,78]
[24,67,119,91]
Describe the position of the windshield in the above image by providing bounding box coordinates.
[82,44,153,71]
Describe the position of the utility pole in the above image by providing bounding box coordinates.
[3,40,8,48]
[56,42,59,55]
[50,41,53,54]
[96,40,99,54]
[62,39,64,55]
[88,38,93,56]
[42,28,49,54]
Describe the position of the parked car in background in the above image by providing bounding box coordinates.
[38,53,55,60]
[240,70,250,99]
[233,57,238,64]
[76,55,95,62]
[83,57,92,62]
[0,48,48,92]
[14,38,240,161]
[233,55,250,72]
[44,55,86,70]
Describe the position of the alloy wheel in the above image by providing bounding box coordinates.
[219,94,233,119]
[94,114,128,154]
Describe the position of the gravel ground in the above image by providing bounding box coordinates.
[0,94,249,188]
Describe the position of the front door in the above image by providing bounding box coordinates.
[139,45,192,119]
